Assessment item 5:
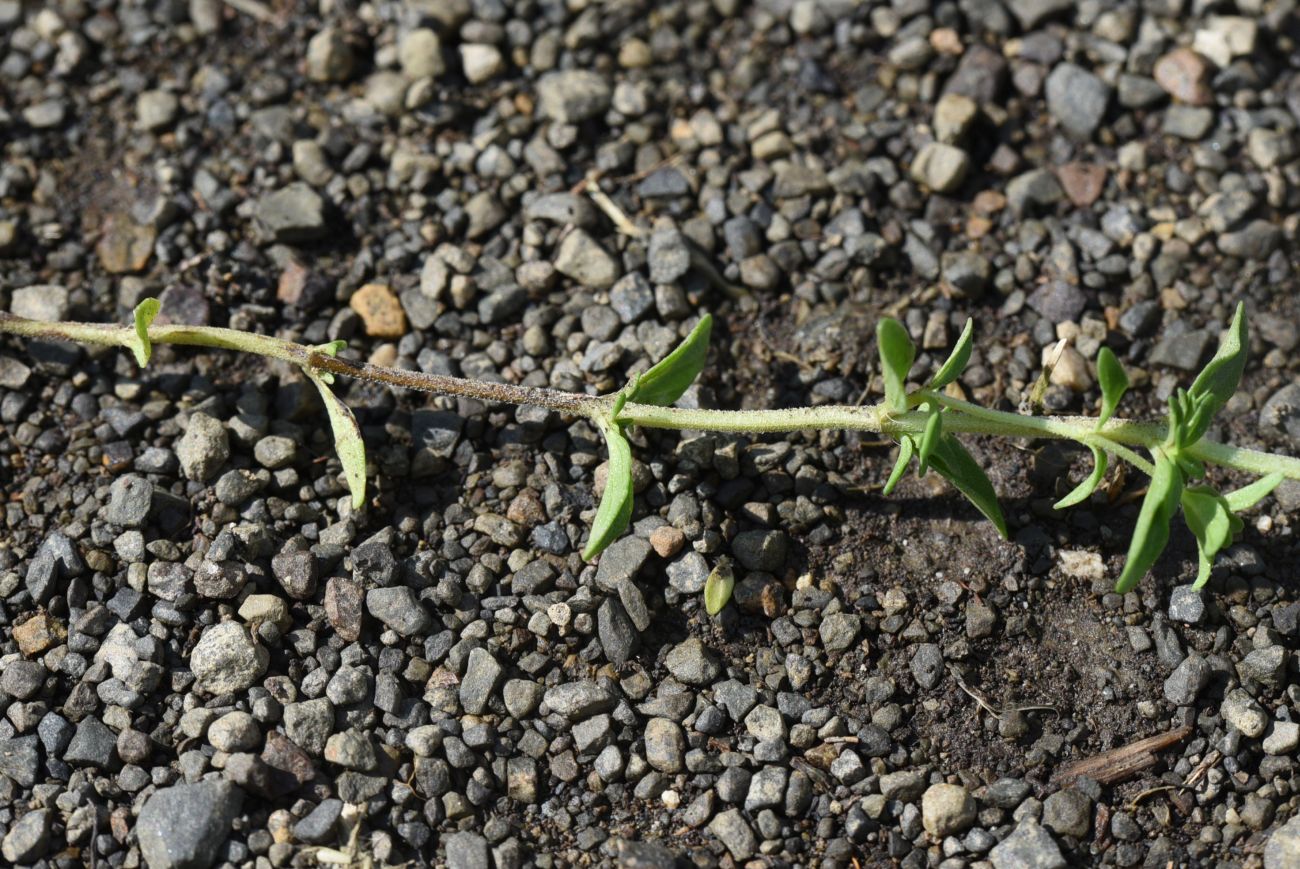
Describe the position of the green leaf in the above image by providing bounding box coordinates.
[916,407,942,476]
[630,314,712,407]
[1114,452,1184,594]
[877,318,916,413]
[611,384,632,421]
[929,319,973,390]
[1166,390,1187,446]
[1095,347,1128,428]
[704,560,735,615]
[128,298,162,367]
[1224,472,1284,512]
[928,435,1008,538]
[1183,392,1222,450]
[583,418,634,560]
[1184,302,1247,442]
[304,370,367,511]
[1053,445,1108,510]
[883,436,915,496]
[1180,485,1243,590]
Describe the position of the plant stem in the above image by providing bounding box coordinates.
[307,352,597,415]
[4,310,1300,484]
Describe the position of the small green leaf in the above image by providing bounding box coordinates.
[583,418,634,560]
[1114,452,1184,594]
[1184,302,1247,441]
[1095,347,1128,428]
[1166,390,1187,447]
[611,384,632,421]
[916,407,942,476]
[1224,472,1284,512]
[630,314,712,407]
[929,319,974,390]
[877,318,916,413]
[704,560,735,615]
[1053,445,1108,510]
[304,370,367,511]
[928,435,1008,538]
[883,436,915,496]
[128,298,162,367]
[1180,485,1243,589]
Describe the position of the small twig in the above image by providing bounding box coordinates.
[950,668,1001,716]
[1014,705,1060,715]
[1054,725,1192,786]
[580,174,751,301]
[582,176,645,239]
[1183,749,1220,788]
[1023,338,1066,415]
[1128,784,1192,811]
[222,0,276,23]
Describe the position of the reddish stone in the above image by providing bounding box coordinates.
[324,576,363,642]
[1056,163,1108,207]
[1154,48,1213,106]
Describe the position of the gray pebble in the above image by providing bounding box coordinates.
[137,781,243,869]
[664,637,722,686]
[990,817,1067,869]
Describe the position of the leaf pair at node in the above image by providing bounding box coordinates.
[877,318,1007,537]
[303,339,367,511]
[1115,454,1281,593]
[584,315,713,560]
[127,298,367,511]
[1114,303,1280,592]
[1052,346,1128,509]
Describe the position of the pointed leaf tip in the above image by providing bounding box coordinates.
[583,419,635,560]
[1224,473,1284,513]
[1095,347,1129,428]
[1181,486,1241,590]
[929,319,974,390]
[304,370,367,512]
[1184,302,1247,444]
[877,318,916,413]
[1114,453,1183,594]
[916,407,942,476]
[1053,445,1107,510]
[929,435,1007,538]
[630,314,712,407]
[883,436,915,496]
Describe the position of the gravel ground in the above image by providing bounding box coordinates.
[4,1,1300,867]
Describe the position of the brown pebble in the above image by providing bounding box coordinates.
[14,612,66,656]
[1153,48,1213,106]
[117,728,151,764]
[1056,162,1108,207]
[972,190,1007,215]
[324,576,364,642]
[349,283,407,338]
[506,489,546,526]
[649,526,686,558]
[261,731,317,791]
[277,261,311,305]
[929,28,963,55]
[97,216,156,274]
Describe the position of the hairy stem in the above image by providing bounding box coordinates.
[4,311,1300,483]
[307,352,598,415]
